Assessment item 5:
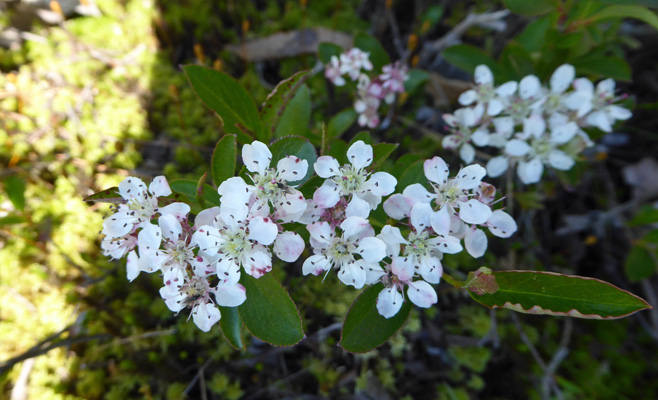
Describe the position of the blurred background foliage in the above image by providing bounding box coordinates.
[1,0,658,398]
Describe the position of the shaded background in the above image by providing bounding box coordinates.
[2,0,658,398]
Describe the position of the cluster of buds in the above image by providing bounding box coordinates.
[100,140,517,327]
[443,64,632,184]
[325,49,409,128]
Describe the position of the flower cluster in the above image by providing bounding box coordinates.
[100,140,517,326]
[324,49,409,128]
[443,64,632,184]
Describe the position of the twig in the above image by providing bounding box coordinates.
[419,10,510,67]
[183,351,218,396]
[385,7,406,59]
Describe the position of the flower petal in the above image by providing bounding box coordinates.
[313,180,341,208]
[430,206,451,236]
[218,177,252,209]
[383,193,412,219]
[474,64,493,85]
[149,176,172,197]
[487,210,517,238]
[486,156,509,178]
[459,199,493,224]
[410,202,432,233]
[242,141,272,174]
[455,164,487,190]
[243,250,272,278]
[519,75,541,100]
[248,216,278,245]
[345,195,371,218]
[277,156,308,182]
[338,262,367,288]
[517,157,544,184]
[192,302,221,332]
[403,183,434,204]
[548,150,575,171]
[366,172,397,197]
[273,232,305,262]
[407,280,438,308]
[418,255,443,284]
[314,156,341,178]
[465,228,487,258]
[159,214,182,242]
[460,143,476,164]
[119,177,146,200]
[550,64,575,94]
[376,286,404,318]
[340,216,371,240]
[458,89,477,106]
[307,221,334,247]
[551,121,578,144]
[215,284,247,307]
[346,140,374,170]
[356,236,387,263]
[424,156,450,185]
[138,222,162,252]
[505,139,531,157]
[391,256,414,281]
[303,254,331,276]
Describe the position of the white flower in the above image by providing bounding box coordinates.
[193,203,279,278]
[380,62,408,95]
[101,232,137,260]
[376,256,438,318]
[401,157,492,225]
[102,176,187,239]
[219,141,308,222]
[458,65,518,117]
[441,105,485,163]
[340,48,373,80]
[302,216,386,289]
[325,56,346,86]
[313,141,397,218]
[564,78,632,132]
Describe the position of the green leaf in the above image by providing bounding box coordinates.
[468,270,652,319]
[571,54,632,81]
[625,245,657,282]
[422,5,444,27]
[372,143,399,169]
[327,109,358,139]
[630,205,658,226]
[5,175,26,211]
[83,187,122,204]
[211,134,237,187]
[318,42,343,64]
[403,69,430,93]
[0,215,27,225]
[517,13,556,53]
[589,5,658,31]
[169,179,220,206]
[354,32,390,70]
[183,65,263,142]
[269,136,318,185]
[498,44,535,81]
[218,306,244,350]
[274,84,311,138]
[442,45,499,79]
[349,131,374,146]
[340,283,412,353]
[503,0,556,16]
[398,159,426,189]
[238,273,304,346]
[261,70,310,140]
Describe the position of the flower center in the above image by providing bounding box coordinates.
[431,180,466,209]
[126,196,158,220]
[165,239,193,266]
[406,231,430,257]
[327,238,355,264]
[220,230,250,259]
[334,165,368,194]
[531,138,553,158]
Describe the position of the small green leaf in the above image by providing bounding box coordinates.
[274,84,311,138]
[183,65,263,142]
[354,32,390,70]
[327,109,358,139]
[625,245,657,282]
[211,134,237,187]
[498,44,535,81]
[503,0,556,16]
[371,143,398,169]
[218,306,244,350]
[398,159,426,189]
[318,42,343,64]
[269,136,318,185]
[589,5,658,31]
[83,187,122,204]
[261,70,310,140]
[517,13,556,53]
[5,175,26,211]
[421,5,444,27]
[340,283,412,353]
[629,205,658,226]
[468,270,652,319]
[238,273,304,346]
[0,215,27,225]
[170,179,220,206]
[571,54,632,81]
[403,69,430,93]
[442,45,499,79]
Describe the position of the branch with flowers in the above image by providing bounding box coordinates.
[86,37,651,353]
